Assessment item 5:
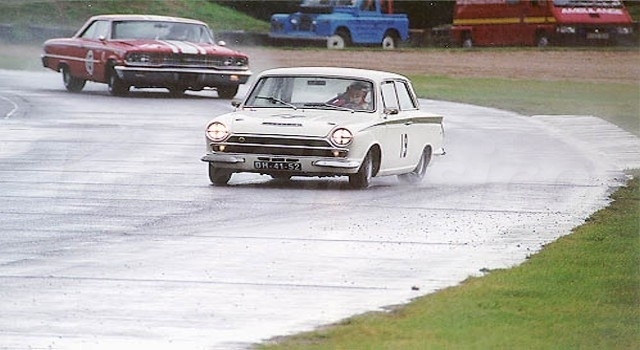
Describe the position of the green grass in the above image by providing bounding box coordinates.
[409,75,640,136]
[259,174,640,349]
[0,0,269,33]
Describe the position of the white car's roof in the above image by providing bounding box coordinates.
[256,67,409,83]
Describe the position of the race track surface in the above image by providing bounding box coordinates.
[0,69,638,349]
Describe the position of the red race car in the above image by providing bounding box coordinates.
[42,14,251,98]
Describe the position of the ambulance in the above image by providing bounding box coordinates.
[450,0,634,47]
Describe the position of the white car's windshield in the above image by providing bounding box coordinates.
[112,21,214,43]
[245,76,374,112]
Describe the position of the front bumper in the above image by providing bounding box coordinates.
[114,66,252,88]
[201,152,361,175]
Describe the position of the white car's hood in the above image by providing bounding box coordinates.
[221,108,373,137]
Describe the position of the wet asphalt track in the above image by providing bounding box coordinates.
[0,69,639,349]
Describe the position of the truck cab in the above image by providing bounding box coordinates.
[269,0,409,49]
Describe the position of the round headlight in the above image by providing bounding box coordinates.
[330,128,353,146]
[206,122,229,141]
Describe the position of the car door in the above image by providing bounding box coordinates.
[379,80,407,173]
[393,80,425,170]
[74,20,110,82]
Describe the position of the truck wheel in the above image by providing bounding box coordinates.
[327,29,351,49]
[327,35,345,49]
[536,33,549,47]
[61,65,86,92]
[382,33,397,50]
[462,36,473,48]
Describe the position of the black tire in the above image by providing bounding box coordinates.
[398,146,432,184]
[270,174,291,181]
[327,29,351,49]
[208,164,232,185]
[462,33,473,48]
[61,66,86,92]
[168,86,186,97]
[381,32,398,50]
[536,33,549,47]
[108,67,129,96]
[349,151,373,189]
[217,85,239,99]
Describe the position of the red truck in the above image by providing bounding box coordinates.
[450,0,634,47]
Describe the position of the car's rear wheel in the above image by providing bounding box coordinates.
[217,85,239,99]
[108,67,129,96]
[208,164,232,185]
[61,66,86,92]
[349,151,373,189]
[398,146,432,184]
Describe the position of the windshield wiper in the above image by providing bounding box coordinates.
[303,102,355,112]
[255,96,297,110]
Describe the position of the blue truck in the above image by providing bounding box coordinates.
[269,0,409,49]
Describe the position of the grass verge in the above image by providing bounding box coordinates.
[0,0,269,34]
[259,173,640,349]
[409,75,640,137]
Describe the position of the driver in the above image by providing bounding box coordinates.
[329,81,371,110]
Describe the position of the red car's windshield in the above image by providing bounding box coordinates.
[112,21,214,43]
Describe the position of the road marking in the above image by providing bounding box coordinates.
[0,94,19,119]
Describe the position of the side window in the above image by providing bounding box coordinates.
[79,21,98,39]
[95,21,110,39]
[395,81,417,110]
[381,82,398,110]
[80,20,109,39]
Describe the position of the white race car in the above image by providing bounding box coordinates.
[201,67,445,189]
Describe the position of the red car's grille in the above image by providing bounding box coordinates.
[162,54,248,69]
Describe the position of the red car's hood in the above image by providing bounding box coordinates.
[111,39,246,56]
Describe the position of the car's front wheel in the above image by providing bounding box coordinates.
[398,146,432,184]
[208,164,232,185]
[349,151,373,189]
[108,67,129,96]
[61,66,86,92]
[217,85,239,99]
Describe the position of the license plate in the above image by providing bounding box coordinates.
[587,32,609,40]
[254,161,302,171]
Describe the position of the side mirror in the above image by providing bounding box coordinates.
[217,40,227,47]
[231,99,241,108]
